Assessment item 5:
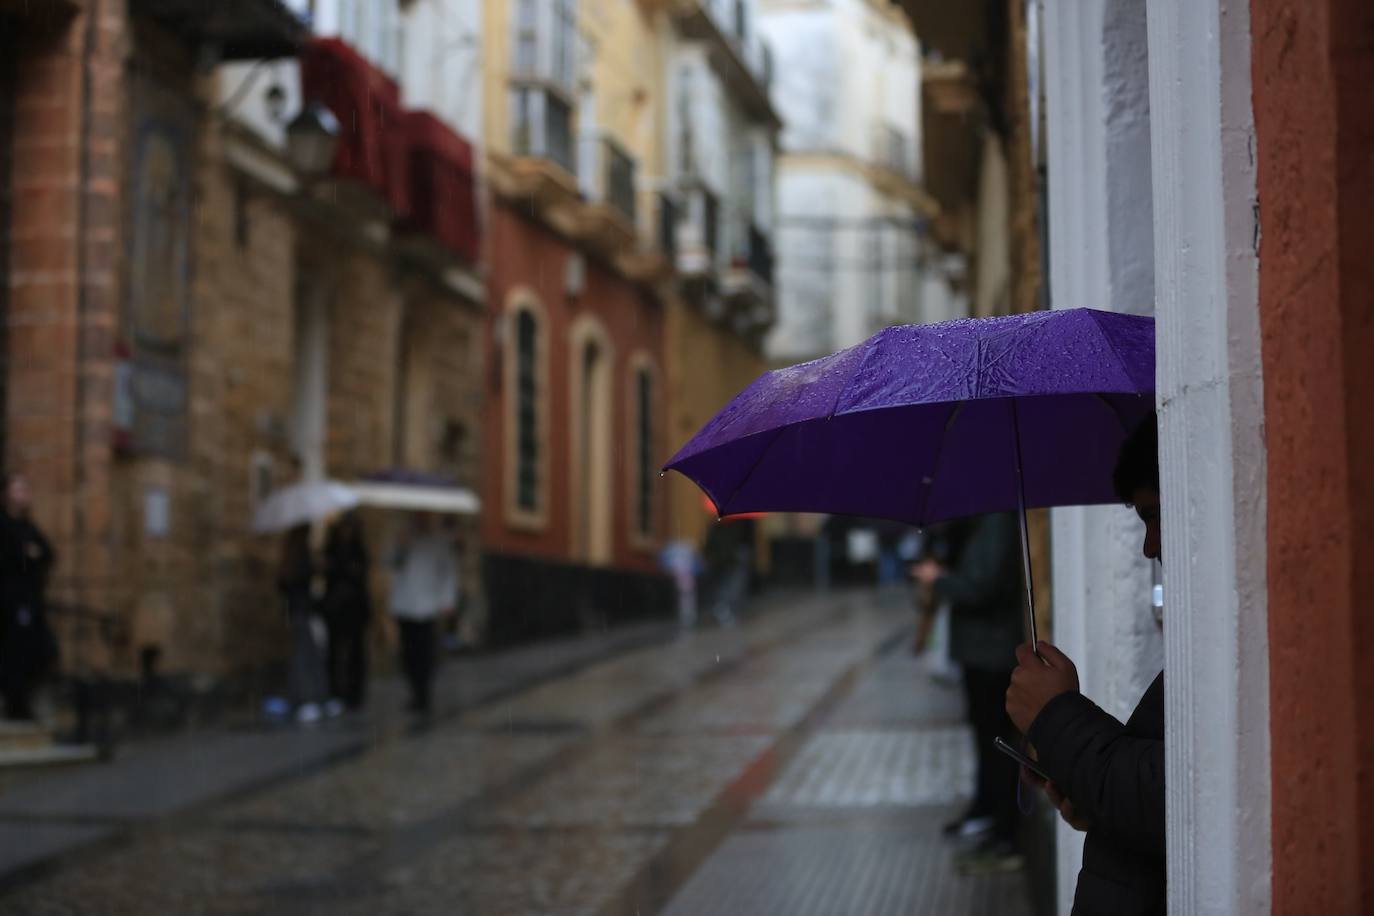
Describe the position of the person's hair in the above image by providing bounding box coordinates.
[279,524,312,580]
[1113,412,1159,504]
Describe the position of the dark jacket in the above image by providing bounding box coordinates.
[324,531,371,630]
[0,510,59,683]
[932,512,1023,670]
[1028,672,1165,916]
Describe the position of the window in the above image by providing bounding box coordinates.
[515,309,540,513]
[702,189,720,262]
[515,0,539,74]
[633,367,654,540]
[604,139,637,223]
[677,70,696,178]
[511,0,577,90]
[511,87,575,173]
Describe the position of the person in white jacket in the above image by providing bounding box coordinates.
[389,515,458,714]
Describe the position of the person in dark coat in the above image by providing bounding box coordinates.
[324,511,371,710]
[914,511,1026,872]
[1006,415,1164,915]
[277,524,328,724]
[0,473,57,721]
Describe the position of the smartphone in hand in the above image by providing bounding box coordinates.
[994,736,1050,782]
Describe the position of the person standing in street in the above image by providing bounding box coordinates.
[324,511,371,710]
[913,510,1025,873]
[277,523,328,725]
[389,515,458,715]
[0,473,57,721]
[704,517,753,626]
[1006,415,1164,916]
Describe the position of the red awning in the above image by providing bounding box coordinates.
[300,37,410,214]
[397,110,481,264]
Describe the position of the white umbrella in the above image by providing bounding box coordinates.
[252,481,360,533]
[348,481,480,515]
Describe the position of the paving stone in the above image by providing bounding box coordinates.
[0,827,377,916]
[0,822,114,878]
[825,652,968,727]
[481,735,772,828]
[661,814,1032,916]
[637,675,835,735]
[219,730,573,830]
[762,727,975,808]
[0,730,364,822]
[329,829,671,916]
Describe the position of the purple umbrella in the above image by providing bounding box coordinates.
[664,308,1154,647]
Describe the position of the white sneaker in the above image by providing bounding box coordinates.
[296,702,322,725]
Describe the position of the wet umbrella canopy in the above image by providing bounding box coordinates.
[665,309,1155,649]
[664,309,1154,527]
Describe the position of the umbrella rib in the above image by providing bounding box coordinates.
[1086,310,1145,392]
[913,400,965,527]
[714,425,789,516]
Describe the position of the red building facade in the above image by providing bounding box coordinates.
[481,199,671,645]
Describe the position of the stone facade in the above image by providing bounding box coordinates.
[1,3,486,679]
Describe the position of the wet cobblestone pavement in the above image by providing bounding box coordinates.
[0,591,1032,915]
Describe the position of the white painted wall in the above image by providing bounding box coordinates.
[760,0,937,362]
[220,0,484,152]
[399,0,485,145]
[1040,1,1162,909]
[1145,0,1270,912]
[667,29,779,276]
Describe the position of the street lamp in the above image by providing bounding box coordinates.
[285,102,340,179]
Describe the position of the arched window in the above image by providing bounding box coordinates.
[504,291,548,529]
[634,366,654,538]
[514,307,540,513]
[627,353,659,549]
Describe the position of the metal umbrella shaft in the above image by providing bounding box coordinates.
[1010,399,1041,658]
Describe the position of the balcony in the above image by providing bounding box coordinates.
[300,37,410,217]
[658,193,680,261]
[723,219,773,308]
[674,184,721,280]
[393,111,481,269]
[873,124,918,184]
[617,192,679,284]
[664,0,780,130]
[130,0,305,60]
[576,137,638,256]
[489,85,582,234]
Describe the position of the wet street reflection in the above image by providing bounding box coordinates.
[0,591,1030,914]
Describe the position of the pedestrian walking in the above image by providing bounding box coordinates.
[277,523,328,724]
[703,517,753,626]
[389,515,458,715]
[913,511,1025,872]
[660,539,702,630]
[1006,415,1164,915]
[0,473,57,721]
[324,511,371,710]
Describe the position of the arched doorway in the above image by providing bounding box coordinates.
[569,318,613,565]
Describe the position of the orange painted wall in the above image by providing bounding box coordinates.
[1251,0,1374,910]
[481,201,667,573]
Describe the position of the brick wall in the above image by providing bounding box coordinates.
[5,1,125,672]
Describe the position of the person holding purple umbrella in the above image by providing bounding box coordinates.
[1005,415,1165,916]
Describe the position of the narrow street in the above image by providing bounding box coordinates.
[0,592,1030,915]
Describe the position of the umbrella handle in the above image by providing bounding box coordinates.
[1010,400,1043,661]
